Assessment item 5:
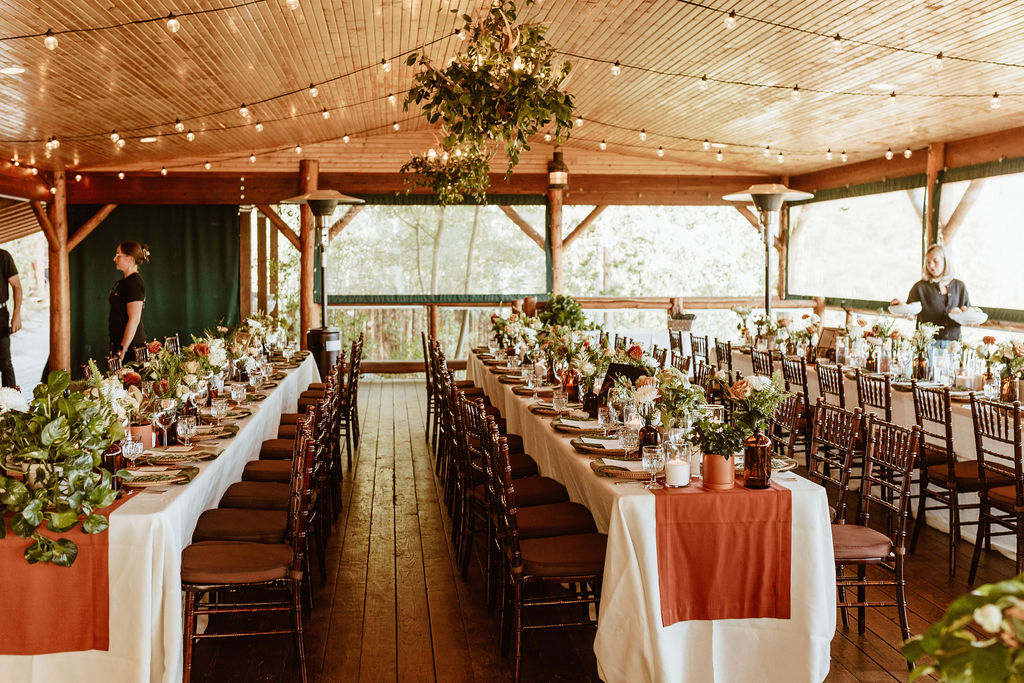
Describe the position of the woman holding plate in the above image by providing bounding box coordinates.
[892,244,970,350]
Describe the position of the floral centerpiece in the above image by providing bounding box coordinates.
[902,572,1024,681]
[538,294,592,331]
[615,344,659,373]
[732,305,754,343]
[975,335,1000,376]
[910,322,940,379]
[754,314,778,349]
[655,366,706,429]
[0,371,124,566]
[995,340,1024,380]
[728,373,786,434]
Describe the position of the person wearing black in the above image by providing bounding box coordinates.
[109,241,149,360]
[0,247,23,387]
[896,244,970,348]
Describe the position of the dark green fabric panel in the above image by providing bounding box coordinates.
[357,193,546,206]
[327,293,547,305]
[941,156,1024,184]
[787,174,927,207]
[69,205,240,370]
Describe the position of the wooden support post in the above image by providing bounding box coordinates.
[68,204,116,251]
[328,205,365,243]
[499,205,546,249]
[256,213,268,313]
[238,208,252,319]
[941,178,984,245]
[925,142,945,246]
[45,172,70,371]
[735,205,761,231]
[776,194,789,300]
[562,205,607,250]
[548,188,564,294]
[299,159,318,349]
[255,204,301,250]
[269,222,279,318]
[428,304,439,339]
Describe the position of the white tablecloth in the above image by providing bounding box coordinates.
[467,353,836,682]
[0,356,319,683]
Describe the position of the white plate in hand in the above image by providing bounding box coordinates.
[888,302,922,316]
[949,310,988,326]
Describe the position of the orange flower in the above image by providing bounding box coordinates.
[189,342,210,357]
[123,371,142,386]
[627,345,644,360]
[147,340,162,354]
[729,378,753,400]
[983,335,997,345]
[889,330,901,340]
[635,375,655,387]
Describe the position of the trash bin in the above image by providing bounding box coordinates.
[306,327,341,379]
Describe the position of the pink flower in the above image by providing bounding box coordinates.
[627,345,644,360]
[984,335,997,345]
[730,378,753,400]
[889,330,901,340]
[508,313,518,323]
[635,375,655,388]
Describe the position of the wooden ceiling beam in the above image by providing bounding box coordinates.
[255,204,300,250]
[68,204,117,252]
[789,155,926,193]
[0,164,51,202]
[29,200,56,246]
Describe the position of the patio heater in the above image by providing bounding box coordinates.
[281,189,365,377]
[722,184,813,319]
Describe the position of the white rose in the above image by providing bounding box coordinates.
[183,374,198,387]
[184,361,200,374]
[0,387,29,413]
[747,375,773,391]
[973,604,1003,633]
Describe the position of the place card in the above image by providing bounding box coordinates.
[580,437,621,449]
[598,458,646,472]
[561,418,601,430]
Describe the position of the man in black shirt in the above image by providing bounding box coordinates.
[0,247,22,388]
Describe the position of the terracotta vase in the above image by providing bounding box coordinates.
[743,429,773,489]
[702,453,735,490]
[1001,377,1023,403]
[130,423,156,448]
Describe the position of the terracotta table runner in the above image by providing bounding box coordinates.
[652,478,792,626]
[0,492,135,655]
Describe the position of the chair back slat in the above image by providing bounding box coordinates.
[807,399,863,521]
[911,382,955,475]
[668,329,683,355]
[652,346,668,369]
[768,392,803,459]
[855,369,893,422]
[855,417,921,548]
[106,355,123,373]
[816,362,847,408]
[751,349,774,377]
[971,396,1024,501]
[692,361,715,393]
[714,338,733,371]
[614,335,627,351]
[132,346,150,363]
[690,335,709,366]
[781,356,812,419]
[163,333,181,355]
[671,352,691,375]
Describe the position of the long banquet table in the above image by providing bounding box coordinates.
[0,355,319,683]
[466,352,836,683]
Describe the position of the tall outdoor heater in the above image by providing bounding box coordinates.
[722,184,813,319]
[282,189,365,378]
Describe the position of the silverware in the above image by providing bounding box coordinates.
[614,480,643,485]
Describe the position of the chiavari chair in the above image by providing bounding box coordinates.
[767,392,803,460]
[132,346,149,363]
[163,333,181,355]
[692,361,715,395]
[816,362,847,408]
[614,335,627,351]
[833,416,920,644]
[652,346,668,369]
[855,369,893,423]
[105,355,122,373]
[421,331,435,441]
[668,328,683,357]
[806,399,863,523]
[968,397,1024,584]
[714,338,733,372]
[690,334,709,367]
[780,356,813,461]
[751,349,774,377]
[671,352,691,375]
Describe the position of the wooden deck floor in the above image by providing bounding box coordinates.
[192,378,1018,682]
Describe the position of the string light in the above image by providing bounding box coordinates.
[575,116,584,127]
[166,13,180,33]
[380,59,391,73]
[763,145,771,157]
[457,28,467,40]
[249,153,256,163]
[599,140,606,150]
[889,91,897,105]
[544,132,552,142]
[74,174,81,182]
[388,93,396,105]
[43,30,57,51]
[30,167,37,175]
[610,61,621,76]
[186,130,195,142]
[239,103,249,117]
[117,138,125,148]
[657,146,664,157]
[117,172,125,180]
[702,139,710,151]
[885,147,894,160]
[790,85,801,101]
[295,144,302,154]
[991,92,1001,109]
[321,108,330,119]
[160,166,168,175]
[933,52,943,71]
[825,148,833,161]
[286,0,300,9]
[49,186,56,194]
[698,75,708,91]
[255,121,264,132]
[343,134,350,143]
[204,161,211,170]
[110,130,120,143]
[392,121,400,131]
[777,151,784,164]
[639,129,647,141]
[716,150,723,161]
[308,84,318,98]
[831,33,842,52]
[840,150,848,162]
[174,119,185,132]
[723,9,736,29]
[903,147,912,159]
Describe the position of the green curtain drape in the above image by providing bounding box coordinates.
[68,205,240,371]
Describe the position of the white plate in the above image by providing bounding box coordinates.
[949,310,988,326]
[888,302,922,316]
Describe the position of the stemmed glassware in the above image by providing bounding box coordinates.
[177,415,197,447]
[210,398,229,426]
[154,400,176,447]
[597,406,613,437]
[617,425,640,458]
[642,445,666,490]
[552,388,568,416]
[121,433,144,469]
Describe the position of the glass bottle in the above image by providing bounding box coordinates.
[743,427,773,489]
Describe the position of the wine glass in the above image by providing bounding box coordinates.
[597,406,613,437]
[209,374,224,399]
[248,370,262,392]
[154,407,176,447]
[552,389,568,416]
[230,382,247,402]
[194,380,209,407]
[121,433,144,469]
[618,426,639,458]
[210,398,229,426]
[642,445,665,490]
[177,415,197,447]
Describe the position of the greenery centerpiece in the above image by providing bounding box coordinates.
[402,0,575,205]
[0,371,124,566]
[655,366,706,430]
[538,294,591,330]
[911,322,940,380]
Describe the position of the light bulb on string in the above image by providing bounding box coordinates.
[885,147,894,160]
[639,129,647,141]
[74,174,81,182]
[255,121,264,132]
[286,0,299,9]
[166,13,180,33]
[903,148,912,159]
[392,121,400,131]
[321,108,330,119]
[932,52,943,71]
[832,33,842,52]
[698,75,709,91]
[49,186,56,195]
[657,146,664,157]
[160,166,168,176]
[575,116,584,127]
[456,28,467,40]
[889,91,897,105]
[777,151,784,164]
[117,172,125,180]
[716,150,723,161]
[117,138,125,148]
[388,93,396,106]
[791,85,801,101]
[380,59,391,73]
[249,153,256,163]
[826,148,833,161]
[110,130,120,143]
[840,150,848,162]
[610,61,621,76]
[51,136,59,149]
[599,140,607,151]
[991,92,1001,109]
[763,145,771,157]
[723,9,736,29]
[544,132,552,142]
[239,104,249,117]
[702,139,710,151]
[295,144,302,154]
[204,161,211,170]
[186,130,195,142]
[308,84,318,98]
[43,30,58,51]
[174,119,185,132]
[30,168,37,175]
[343,134,350,143]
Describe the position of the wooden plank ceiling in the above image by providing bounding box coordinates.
[0,0,1022,178]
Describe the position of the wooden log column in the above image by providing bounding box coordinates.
[299,159,318,349]
[925,142,945,247]
[33,172,70,371]
[269,218,279,317]
[256,213,268,313]
[548,187,564,294]
[238,207,252,318]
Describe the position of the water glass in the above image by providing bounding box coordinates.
[618,426,640,457]
[248,371,261,390]
[701,404,726,424]
[641,445,665,490]
[177,415,197,447]
[230,382,247,402]
[210,398,229,425]
[552,389,568,416]
[984,375,1001,400]
[597,406,613,436]
[209,374,224,398]
[121,435,144,468]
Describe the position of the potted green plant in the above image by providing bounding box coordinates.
[538,294,591,330]
[693,416,746,490]
[0,371,124,566]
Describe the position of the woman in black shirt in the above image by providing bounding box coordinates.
[109,241,149,360]
[899,244,970,347]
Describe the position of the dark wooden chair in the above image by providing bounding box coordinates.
[816,362,847,408]
[968,397,1024,584]
[670,352,691,375]
[105,355,122,373]
[163,333,181,355]
[421,331,435,441]
[668,329,683,357]
[132,346,149,363]
[614,335,627,351]
[806,399,863,523]
[910,384,985,577]
[692,361,715,394]
[767,392,803,460]
[751,349,774,377]
[714,338,733,372]
[652,346,668,369]
[833,416,920,644]
[780,356,813,459]
[690,334,709,367]
[855,369,893,422]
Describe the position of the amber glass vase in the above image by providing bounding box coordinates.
[743,428,773,489]
[912,355,929,380]
[638,416,661,450]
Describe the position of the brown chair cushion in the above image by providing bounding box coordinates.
[519,533,607,577]
[298,397,320,410]
[259,438,294,460]
[193,509,287,543]
[280,413,300,425]
[505,433,525,453]
[307,382,325,391]
[220,481,290,510]
[926,461,996,492]
[278,423,298,439]
[988,485,1024,511]
[832,524,892,561]
[920,443,950,468]
[461,387,486,397]
[300,389,324,398]
[182,541,293,585]
[243,459,291,483]
[474,476,568,507]
[454,379,476,389]
[517,502,597,539]
[508,451,538,478]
